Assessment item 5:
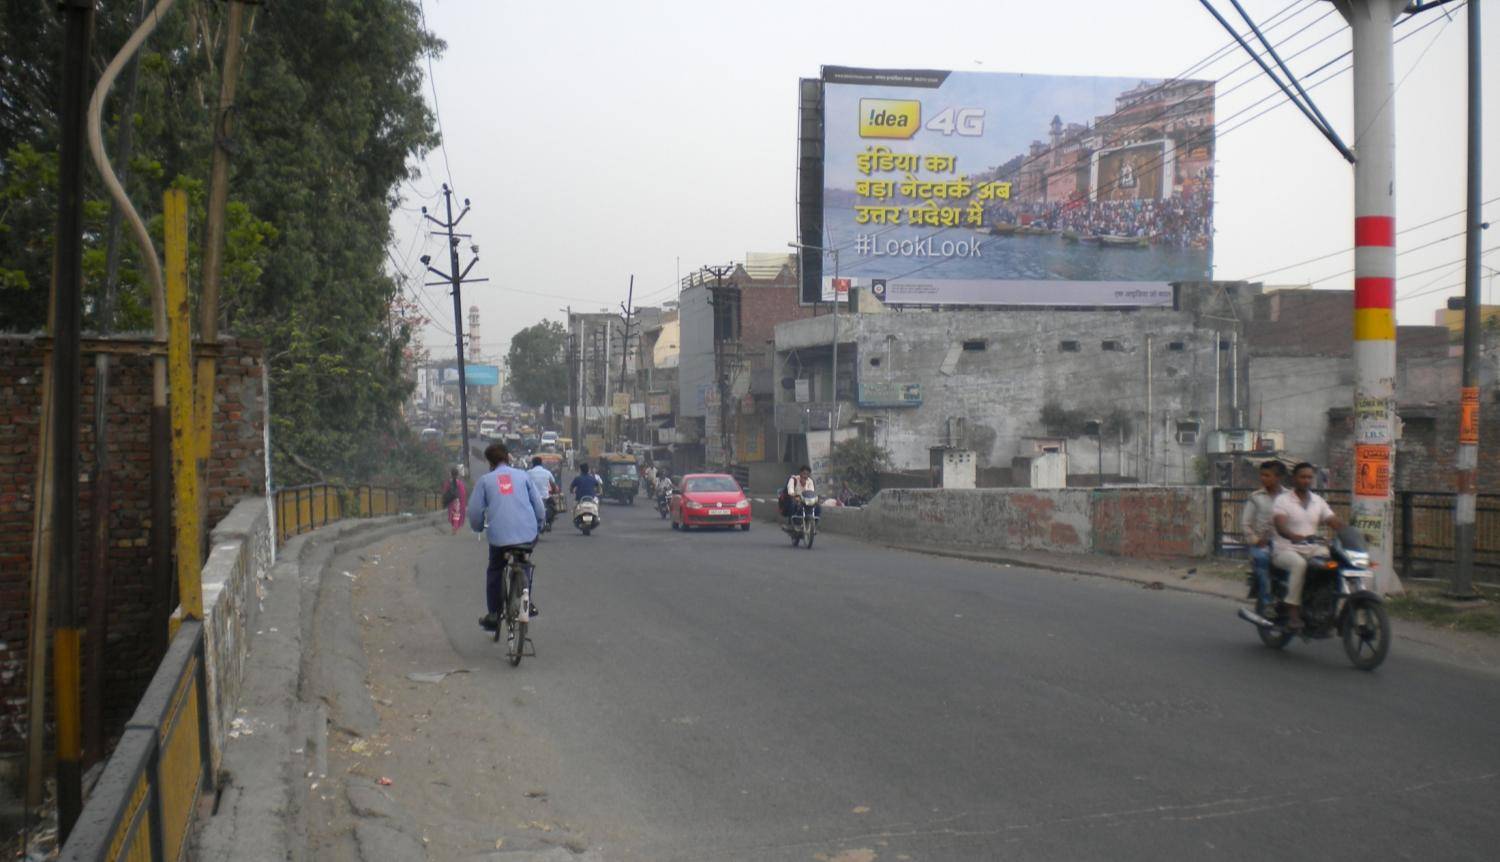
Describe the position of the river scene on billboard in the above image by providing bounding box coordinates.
[820,67,1214,304]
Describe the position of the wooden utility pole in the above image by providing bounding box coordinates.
[49,0,95,839]
[197,0,256,550]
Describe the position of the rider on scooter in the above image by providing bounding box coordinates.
[1272,462,1345,632]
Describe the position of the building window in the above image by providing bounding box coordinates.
[1059,340,1080,352]
[1102,340,1123,351]
[1168,341,1185,352]
[962,339,987,352]
[869,356,882,367]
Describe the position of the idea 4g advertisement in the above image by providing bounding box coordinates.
[809,67,1215,306]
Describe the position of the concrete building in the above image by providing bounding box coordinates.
[773,282,1259,485]
[1244,288,1456,473]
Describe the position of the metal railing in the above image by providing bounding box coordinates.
[273,483,443,544]
[60,621,211,862]
[1213,488,1500,575]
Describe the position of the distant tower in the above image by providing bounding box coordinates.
[467,305,482,360]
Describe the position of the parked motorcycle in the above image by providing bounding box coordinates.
[655,490,672,520]
[573,495,601,536]
[1236,525,1391,670]
[783,490,820,549]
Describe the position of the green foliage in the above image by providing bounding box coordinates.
[506,320,569,416]
[828,437,892,501]
[0,1,441,492]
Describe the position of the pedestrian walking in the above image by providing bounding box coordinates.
[442,465,467,535]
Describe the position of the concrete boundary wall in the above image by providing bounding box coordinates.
[201,497,274,774]
[753,486,1213,560]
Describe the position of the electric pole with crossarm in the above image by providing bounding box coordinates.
[422,185,488,477]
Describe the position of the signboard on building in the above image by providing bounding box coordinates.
[630,402,646,420]
[794,379,811,403]
[857,381,923,407]
[612,393,630,416]
[648,392,673,417]
[803,67,1214,307]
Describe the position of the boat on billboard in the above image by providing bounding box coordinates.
[813,66,1214,306]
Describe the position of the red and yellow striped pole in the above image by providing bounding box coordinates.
[1344,0,1404,594]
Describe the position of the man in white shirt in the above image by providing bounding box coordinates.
[1240,460,1288,608]
[783,465,819,523]
[1272,462,1345,631]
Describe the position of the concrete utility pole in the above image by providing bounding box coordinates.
[618,275,634,449]
[421,186,487,476]
[1453,0,1483,599]
[1339,0,1405,594]
[701,264,735,468]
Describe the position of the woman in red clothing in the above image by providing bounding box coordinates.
[441,466,467,534]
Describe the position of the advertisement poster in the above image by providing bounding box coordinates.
[817,67,1214,306]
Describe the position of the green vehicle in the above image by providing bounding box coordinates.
[599,454,640,505]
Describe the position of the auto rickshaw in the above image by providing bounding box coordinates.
[598,453,640,505]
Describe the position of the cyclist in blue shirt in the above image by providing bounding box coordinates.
[468,443,546,631]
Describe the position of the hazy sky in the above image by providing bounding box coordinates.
[390,0,1498,363]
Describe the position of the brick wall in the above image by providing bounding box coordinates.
[0,336,265,757]
[1327,399,1500,492]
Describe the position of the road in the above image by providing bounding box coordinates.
[327,496,1500,862]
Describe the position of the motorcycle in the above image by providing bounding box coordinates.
[656,490,672,520]
[544,491,563,532]
[573,495,601,536]
[1236,525,1391,670]
[783,490,820,549]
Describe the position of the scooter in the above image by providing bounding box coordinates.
[573,495,601,536]
[783,490,820,549]
[1236,525,1391,670]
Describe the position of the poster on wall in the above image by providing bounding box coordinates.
[807,66,1214,306]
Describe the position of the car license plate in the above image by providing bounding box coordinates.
[709,508,731,516]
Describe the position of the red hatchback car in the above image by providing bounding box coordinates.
[671,473,752,531]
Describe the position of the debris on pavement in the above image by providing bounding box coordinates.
[378,777,394,786]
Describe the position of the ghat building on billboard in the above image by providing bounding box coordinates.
[1001,79,1215,248]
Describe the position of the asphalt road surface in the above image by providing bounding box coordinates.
[366,497,1500,861]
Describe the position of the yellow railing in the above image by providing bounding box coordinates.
[273,483,443,544]
[61,622,210,862]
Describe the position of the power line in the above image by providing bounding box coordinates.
[417,0,456,191]
[1240,195,1500,280]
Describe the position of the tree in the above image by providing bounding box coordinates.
[507,320,569,424]
[828,437,892,503]
[0,0,444,490]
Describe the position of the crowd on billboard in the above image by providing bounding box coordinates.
[989,188,1213,248]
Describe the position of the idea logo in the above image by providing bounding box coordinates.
[859,98,920,139]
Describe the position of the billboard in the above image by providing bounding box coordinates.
[440,364,500,386]
[804,67,1214,306]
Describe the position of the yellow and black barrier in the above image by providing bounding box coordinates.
[60,621,211,862]
[273,483,443,544]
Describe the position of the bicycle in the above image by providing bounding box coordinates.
[495,548,536,666]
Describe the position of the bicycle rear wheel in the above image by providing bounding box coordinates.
[506,562,526,666]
